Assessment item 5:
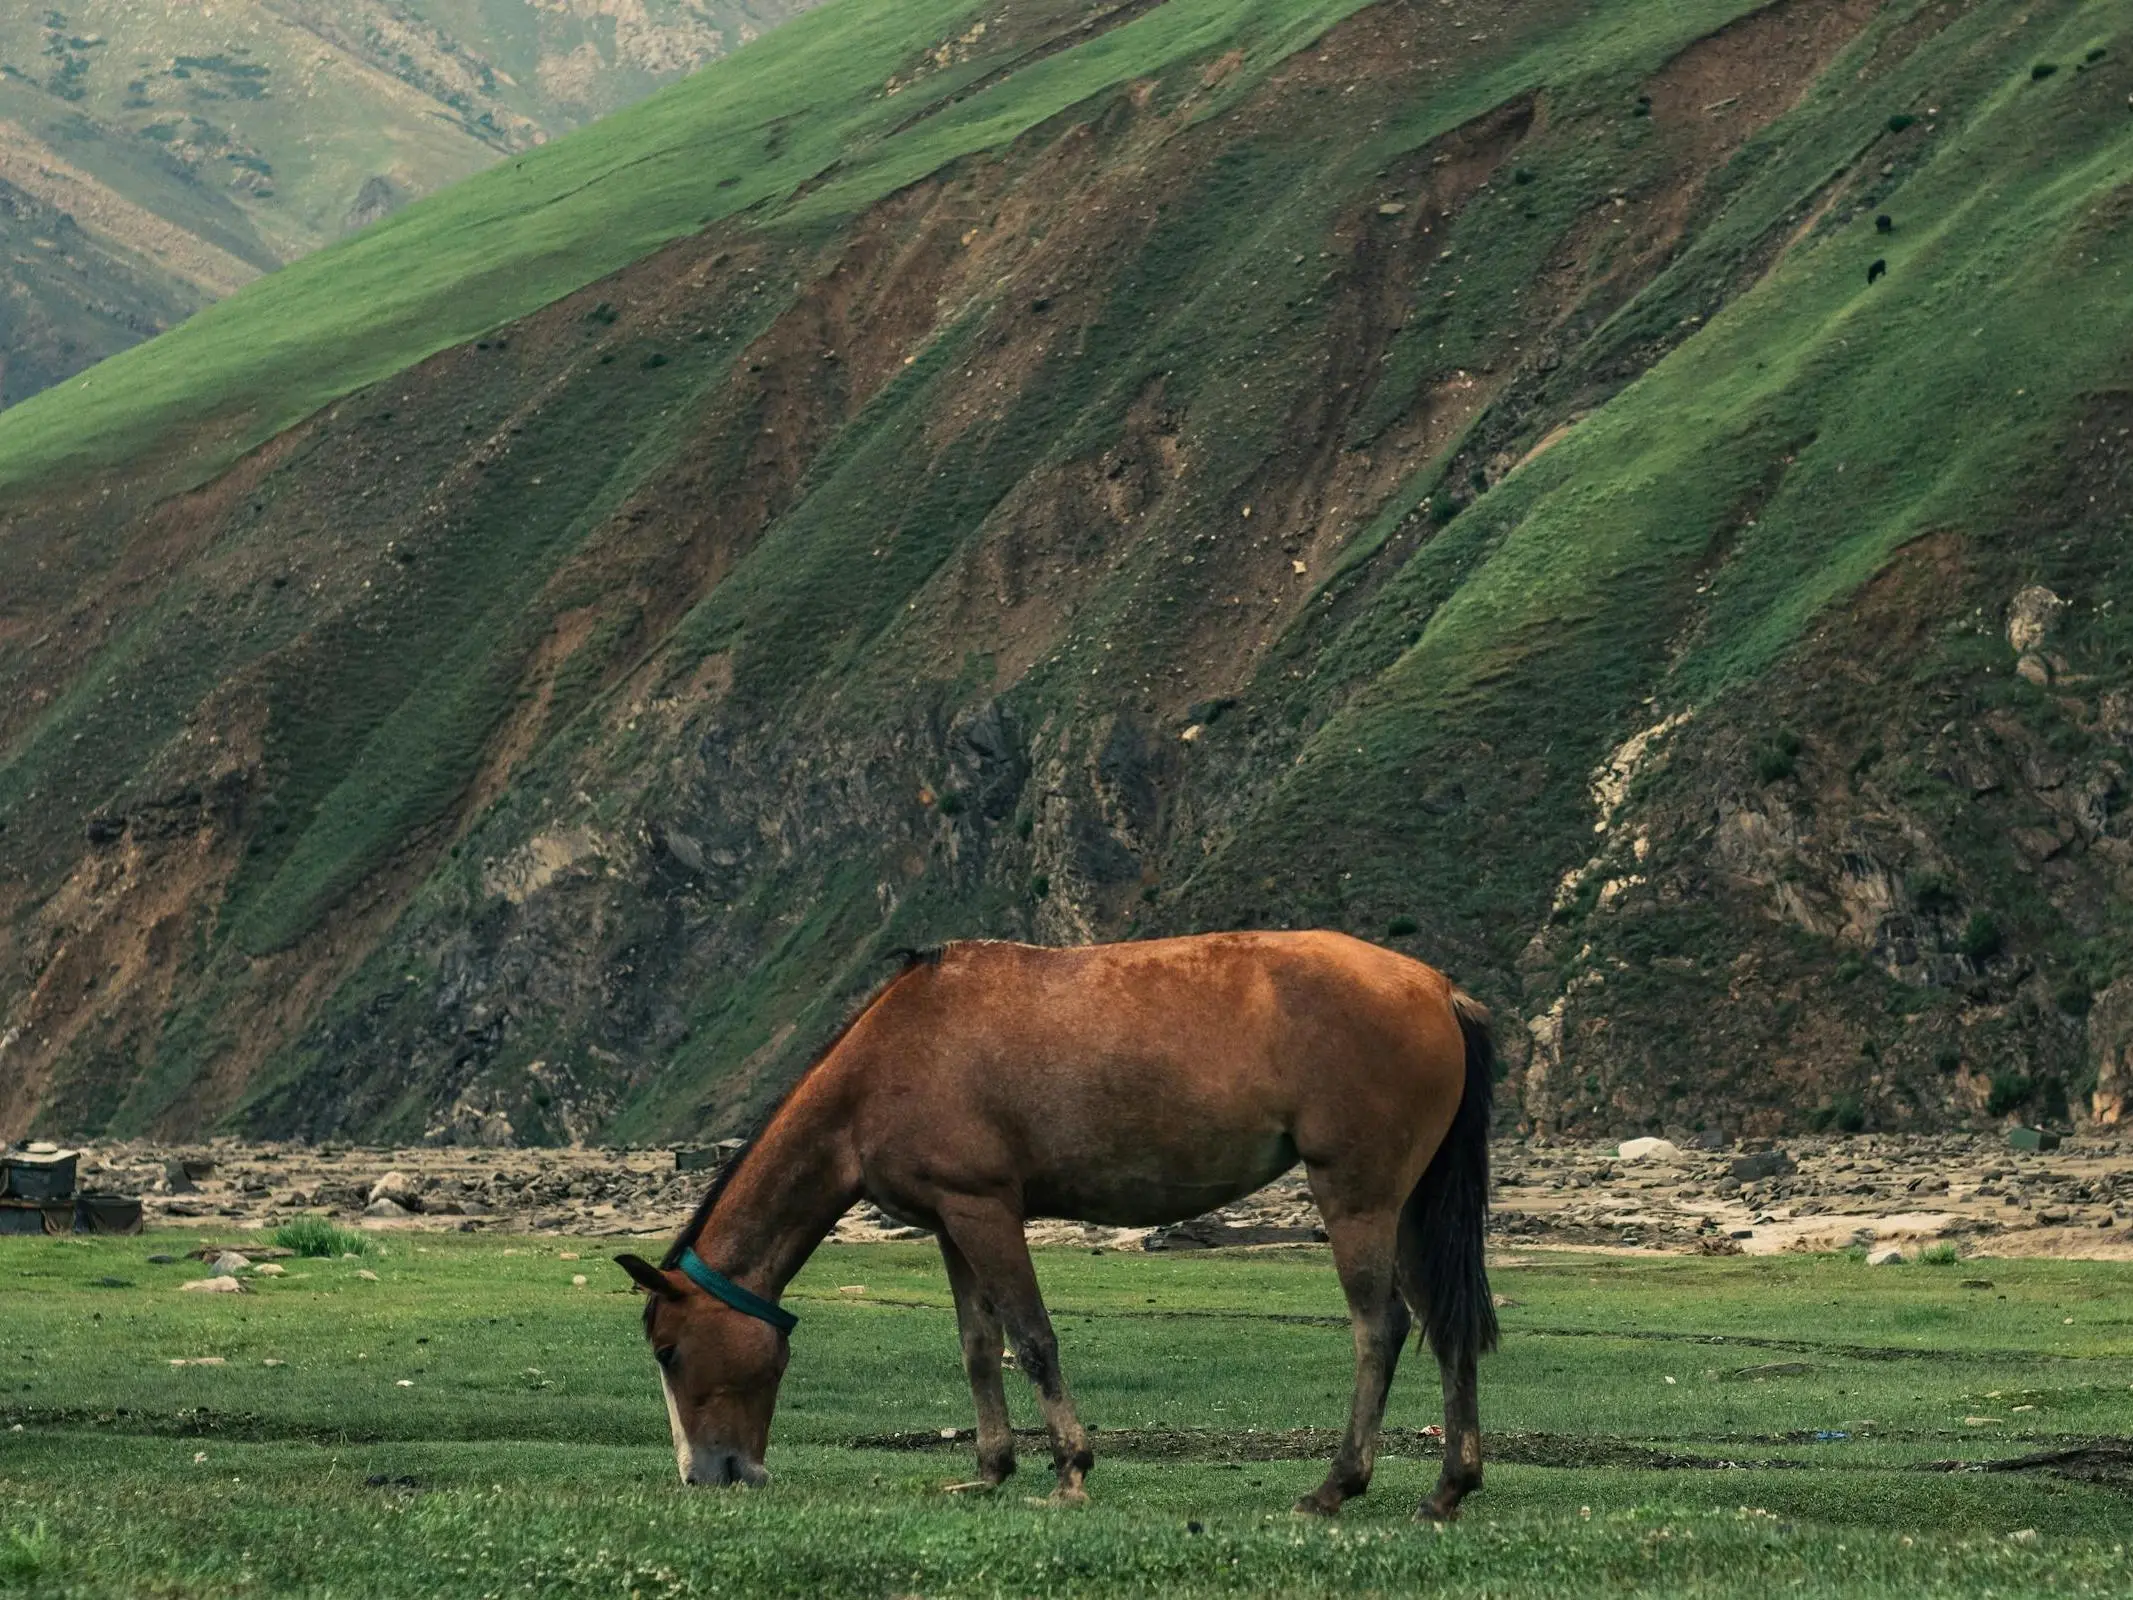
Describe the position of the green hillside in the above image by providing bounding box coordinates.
[3,0,2132,1147]
[0,0,817,408]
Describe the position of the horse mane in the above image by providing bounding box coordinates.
[659,947,945,1268]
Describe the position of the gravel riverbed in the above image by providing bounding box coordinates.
[48,1133,2133,1260]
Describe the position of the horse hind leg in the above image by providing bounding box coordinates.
[938,1233,1016,1492]
[1397,1142,1494,1522]
[1296,1197,1409,1517]
[937,1199,1093,1503]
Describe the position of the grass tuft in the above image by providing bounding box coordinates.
[271,1217,368,1258]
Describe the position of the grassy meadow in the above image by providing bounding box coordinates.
[2,1232,2129,1596]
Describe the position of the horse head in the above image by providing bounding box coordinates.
[616,1253,788,1486]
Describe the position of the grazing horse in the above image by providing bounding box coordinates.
[615,930,1497,1519]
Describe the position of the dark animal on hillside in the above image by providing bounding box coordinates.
[1867,258,1887,284]
[615,931,1497,1520]
[1875,213,1893,234]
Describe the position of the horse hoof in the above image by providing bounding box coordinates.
[1414,1501,1460,1525]
[1293,1491,1341,1518]
[1049,1486,1090,1507]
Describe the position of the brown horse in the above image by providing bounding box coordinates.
[616,930,1496,1519]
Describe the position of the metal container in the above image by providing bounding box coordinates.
[0,1149,78,1202]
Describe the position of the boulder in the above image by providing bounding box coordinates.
[1865,1247,1905,1266]
[180,1276,248,1293]
[209,1251,251,1277]
[2006,586,2066,655]
[2085,975,2133,1126]
[365,1196,412,1219]
[1617,1137,1683,1164]
[1728,1150,1797,1183]
[368,1171,422,1212]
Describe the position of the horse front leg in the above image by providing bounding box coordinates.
[937,1200,1092,1504]
[937,1233,1016,1492]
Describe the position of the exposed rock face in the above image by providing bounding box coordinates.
[2087,979,2133,1128]
[345,177,407,235]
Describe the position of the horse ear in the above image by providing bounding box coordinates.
[615,1253,682,1299]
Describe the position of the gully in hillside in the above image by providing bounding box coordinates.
[615,931,1498,1519]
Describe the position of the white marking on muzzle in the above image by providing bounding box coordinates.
[660,1371,769,1487]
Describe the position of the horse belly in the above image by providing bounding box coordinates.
[1020,1128,1300,1227]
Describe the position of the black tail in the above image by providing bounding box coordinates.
[1401,990,1498,1366]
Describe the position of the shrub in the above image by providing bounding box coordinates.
[2053,978,2092,1016]
[0,1521,50,1585]
[1832,1094,1866,1134]
[1986,1071,2032,1117]
[272,1217,367,1258]
[1959,912,2003,961]
[1835,954,1866,982]
[2030,62,2057,80]
[1887,113,1917,132]
[1918,1243,1960,1266]
[1030,873,1050,900]
[935,790,966,817]
[1386,915,1420,938]
[1754,729,1802,783]
[1905,870,1958,914]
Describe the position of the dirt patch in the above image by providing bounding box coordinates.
[852,1424,1814,1473]
[1925,1441,2133,1494]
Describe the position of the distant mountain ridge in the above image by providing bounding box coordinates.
[0,0,818,408]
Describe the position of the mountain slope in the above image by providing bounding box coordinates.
[3,0,2132,1147]
[0,0,817,409]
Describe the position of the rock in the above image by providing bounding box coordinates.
[2007,586,2066,655]
[1865,1247,1905,1266]
[2084,976,2133,1126]
[146,1253,177,1264]
[365,1196,412,1219]
[368,1171,422,1212]
[355,1269,380,1281]
[210,1251,251,1277]
[2013,654,2052,686]
[2006,1127,2061,1152]
[180,1276,248,1293]
[1729,1150,1797,1183]
[254,1263,286,1277]
[1617,1137,1683,1163]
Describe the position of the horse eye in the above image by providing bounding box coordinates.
[654,1346,677,1369]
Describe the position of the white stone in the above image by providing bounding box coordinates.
[179,1276,248,1294]
[2007,586,2065,654]
[1866,1247,1905,1266]
[210,1251,251,1277]
[1617,1137,1684,1164]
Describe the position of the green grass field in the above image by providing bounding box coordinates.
[3,1234,2129,1596]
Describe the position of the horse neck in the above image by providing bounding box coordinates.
[689,1077,861,1299]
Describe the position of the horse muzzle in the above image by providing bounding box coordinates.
[681,1448,770,1488]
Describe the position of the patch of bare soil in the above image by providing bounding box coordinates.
[1925,1441,2133,1493]
[853,1424,1813,1472]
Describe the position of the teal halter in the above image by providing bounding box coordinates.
[677,1248,798,1334]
